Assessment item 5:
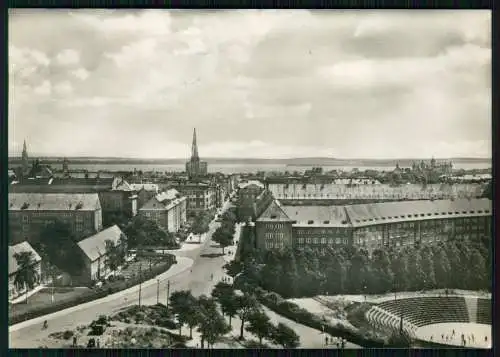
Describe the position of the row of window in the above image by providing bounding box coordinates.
[295,237,347,245]
[267,223,285,230]
[295,228,346,235]
[265,233,285,240]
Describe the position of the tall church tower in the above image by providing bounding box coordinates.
[62,157,69,176]
[191,128,200,162]
[186,128,208,179]
[21,139,29,174]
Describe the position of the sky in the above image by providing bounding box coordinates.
[9,9,491,159]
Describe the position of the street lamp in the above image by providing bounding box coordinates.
[156,278,160,304]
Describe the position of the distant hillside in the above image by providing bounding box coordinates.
[7,156,491,166]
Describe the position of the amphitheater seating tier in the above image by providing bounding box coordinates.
[476,299,491,324]
[376,297,470,327]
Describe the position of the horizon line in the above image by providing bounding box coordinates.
[7,155,492,161]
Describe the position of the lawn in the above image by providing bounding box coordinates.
[10,287,92,318]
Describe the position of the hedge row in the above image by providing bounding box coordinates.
[9,256,176,326]
[252,288,386,348]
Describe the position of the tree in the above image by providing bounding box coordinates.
[372,250,394,294]
[325,254,347,295]
[236,293,260,340]
[279,250,299,298]
[219,292,239,327]
[245,310,274,345]
[420,253,436,290]
[392,254,409,292]
[196,295,225,348]
[197,307,230,348]
[433,248,451,288]
[212,227,233,254]
[104,239,126,272]
[123,216,178,249]
[191,212,210,236]
[468,248,487,290]
[169,290,195,336]
[347,251,366,293]
[13,251,40,304]
[37,220,85,276]
[184,305,202,340]
[224,260,243,278]
[212,281,233,301]
[271,322,300,348]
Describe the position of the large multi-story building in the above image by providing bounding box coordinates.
[411,158,453,175]
[172,182,216,215]
[8,193,103,244]
[130,183,159,209]
[186,128,208,179]
[9,177,138,219]
[138,189,187,233]
[267,182,486,205]
[236,180,274,221]
[255,198,492,254]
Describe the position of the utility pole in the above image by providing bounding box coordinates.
[166,280,170,309]
[156,279,160,305]
[138,263,142,307]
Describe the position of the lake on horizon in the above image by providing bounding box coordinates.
[57,162,492,174]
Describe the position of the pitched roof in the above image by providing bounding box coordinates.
[281,205,349,227]
[9,193,101,211]
[77,225,124,262]
[10,177,116,193]
[268,183,486,200]
[139,189,185,211]
[9,241,42,276]
[130,183,159,192]
[156,189,180,202]
[238,180,265,190]
[112,177,133,191]
[345,198,492,227]
[256,200,292,222]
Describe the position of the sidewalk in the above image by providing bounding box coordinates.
[10,284,47,305]
[9,256,194,332]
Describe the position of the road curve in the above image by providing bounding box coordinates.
[9,203,233,348]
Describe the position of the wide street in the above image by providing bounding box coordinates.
[9,202,234,348]
[9,199,359,349]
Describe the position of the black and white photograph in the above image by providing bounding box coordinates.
[8,9,492,349]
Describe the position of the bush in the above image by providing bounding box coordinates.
[242,339,269,348]
[259,291,386,348]
[9,258,176,325]
[62,330,74,340]
[155,318,178,330]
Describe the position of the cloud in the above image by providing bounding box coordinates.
[70,10,172,36]
[33,80,51,95]
[72,67,89,80]
[55,49,80,65]
[54,81,73,95]
[8,10,492,159]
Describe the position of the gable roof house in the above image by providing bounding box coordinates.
[77,225,127,283]
[8,241,43,300]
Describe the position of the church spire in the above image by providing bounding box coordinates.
[21,139,29,172]
[191,128,199,161]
